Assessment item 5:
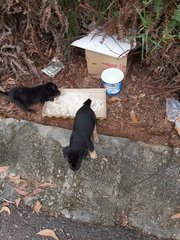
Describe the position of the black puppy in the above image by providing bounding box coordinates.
[63,98,99,171]
[0,82,60,112]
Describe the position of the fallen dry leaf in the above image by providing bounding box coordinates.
[39,182,56,189]
[130,95,138,101]
[121,215,129,226]
[2,198,15,205]
[33,180,41,188]
[48,48,53,58]
[15,198,21,208]
[0,166,10,173]
[108,96,121,103]
[5,103,15,114]
[163,116,169,128]
[33,180,55,189]
[26,48,39,56]
[139,93,146,98]
[24,188,43,200]
[2,201,9,206]
[0,206,11,215]
[0,86,5,92]
[18,182,28,190]
[37,229,59,240]
[8,174,27,185]
[171,213,180,219]
[6,78,16,85]
[33,200,42,213]
[130,109,139,124]
[8,174,21,184]
[15,188,29,196]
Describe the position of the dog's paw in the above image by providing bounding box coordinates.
[93,135,99,144]
[93,126,99,143]
[48,96,54,101]
[89,150,98,159]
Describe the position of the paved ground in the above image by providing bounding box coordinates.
[0,118,179,239]
[0,204,166,240]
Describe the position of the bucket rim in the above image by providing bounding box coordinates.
[101,68,124,84]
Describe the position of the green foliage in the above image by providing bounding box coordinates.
[68,10,79,37]
[164,4,180,36]
[56,0,80,38]
[46,0,52,5]
[135,5,152,59]
[90,0,120,27]
[56,0,121,38]
[135,1,179,59]
[57,0,69,8]
[154,0,163,20]
[54,0,179,59]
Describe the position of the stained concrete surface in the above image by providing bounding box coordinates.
[0,118,179,239]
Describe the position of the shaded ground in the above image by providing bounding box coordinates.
[0,56,179,147]
[0,119,179,239]
[0,204,167,240]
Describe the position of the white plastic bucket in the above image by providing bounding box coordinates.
[101,68,124,95]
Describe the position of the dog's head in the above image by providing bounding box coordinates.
[63,146,87,171]
[45,82,60,97]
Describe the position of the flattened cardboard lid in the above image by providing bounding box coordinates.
[71,29,136,59]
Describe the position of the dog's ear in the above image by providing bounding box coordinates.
[45,82,54,87]
[45,82,60,97]
[62,146,69,158]
[46,82,58,90]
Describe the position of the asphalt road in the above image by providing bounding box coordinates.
[0,204,167,240]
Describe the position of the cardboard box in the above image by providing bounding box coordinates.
[42,88,107,119]
[71,30,135,78]
[85,49,127,77]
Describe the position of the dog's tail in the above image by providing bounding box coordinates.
[0,91,8,96]
[83,98,91,107]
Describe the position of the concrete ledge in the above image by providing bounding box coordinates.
[0,118,179,239]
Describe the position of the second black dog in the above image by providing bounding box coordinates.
[0,82,60,112]
[63,98,99,171]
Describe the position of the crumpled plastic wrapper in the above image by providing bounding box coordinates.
[41,57,64,77]
[175,116,180,136]
[166,98,180,136]
[166,98,180,122]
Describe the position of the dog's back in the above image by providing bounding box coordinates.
[63,98,98,171]
[8,83,58,104]
[73,99,96,137]
[0,82,60,112]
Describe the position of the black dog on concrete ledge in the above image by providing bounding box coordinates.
[0,82,60,112]
[63,98,99,171]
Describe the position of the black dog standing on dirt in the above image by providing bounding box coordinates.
[0,82,60,112]
[63,98,99,171]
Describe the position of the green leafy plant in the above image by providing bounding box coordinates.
[135,5,152,59]
[135,1,179,59]
[48,0,179,61]
[154,0,164,20]
[164,4,180,37]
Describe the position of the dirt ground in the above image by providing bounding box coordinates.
[0,54,179,148]
[0,204,166,240]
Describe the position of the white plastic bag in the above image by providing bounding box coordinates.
[166,98,180,122]
[175,116,180,136]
